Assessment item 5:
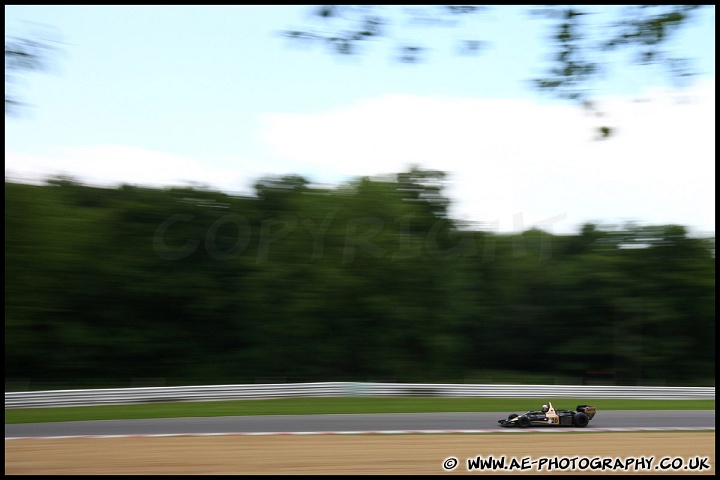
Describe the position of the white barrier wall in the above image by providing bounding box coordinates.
[5,382,715,409]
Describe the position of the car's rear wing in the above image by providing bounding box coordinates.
[577,405,597,420]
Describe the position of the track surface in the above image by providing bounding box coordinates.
[5,410,715,439]
[6,412,715,474]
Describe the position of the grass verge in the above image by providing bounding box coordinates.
[5,397,714,424]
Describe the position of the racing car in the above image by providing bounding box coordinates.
[498,402,597,428]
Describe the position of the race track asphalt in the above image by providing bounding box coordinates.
[5,410,715,439]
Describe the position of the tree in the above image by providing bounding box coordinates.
[5,176,714,387]
[280,5,710,139]
[5,28,60,115]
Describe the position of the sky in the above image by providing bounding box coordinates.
[5,5,716,236]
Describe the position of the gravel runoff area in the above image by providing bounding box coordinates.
[5,431,715,475]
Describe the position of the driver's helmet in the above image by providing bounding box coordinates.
[541,404,549,413]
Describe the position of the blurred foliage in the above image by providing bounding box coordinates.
[4,168,716,389]
[280,5,710,139]
[5,27,60,115]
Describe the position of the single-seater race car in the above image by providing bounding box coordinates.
[498,402,597,428]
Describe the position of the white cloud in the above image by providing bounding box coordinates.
[260,79,715,234]
[5,79,714,236]
[4,144,269,196]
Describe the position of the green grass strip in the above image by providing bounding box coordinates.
[5,397,714,424]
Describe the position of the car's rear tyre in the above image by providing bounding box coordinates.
[572,412,589,427]
[518,416,531,428]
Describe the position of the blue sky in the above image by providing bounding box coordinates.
[5,5,716,235]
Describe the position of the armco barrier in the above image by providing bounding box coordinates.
[4,382,715,409]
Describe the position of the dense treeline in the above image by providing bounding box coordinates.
[5,169,715,389]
